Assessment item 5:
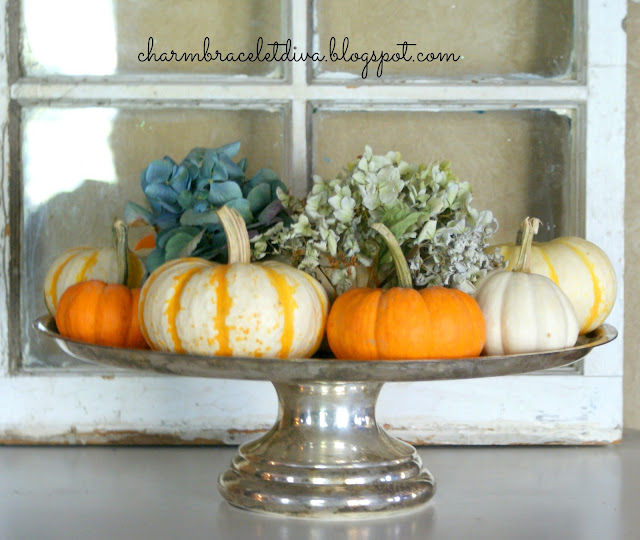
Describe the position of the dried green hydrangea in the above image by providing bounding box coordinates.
[252,146,502,296]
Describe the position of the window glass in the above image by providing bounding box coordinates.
[313,0,575,80]
[21,0,283,76]
[22,106,285,369]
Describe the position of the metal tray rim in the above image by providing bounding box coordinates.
[33,315,617,383]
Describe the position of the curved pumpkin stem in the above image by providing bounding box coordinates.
[112,218,129,286]
[512,217,541,273]
[371,222,413,288]
[218,206,251,264]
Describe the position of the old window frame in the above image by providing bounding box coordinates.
[0,0,625,444]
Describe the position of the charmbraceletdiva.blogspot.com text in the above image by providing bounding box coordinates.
[138,37,463,79]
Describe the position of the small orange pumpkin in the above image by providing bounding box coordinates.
[56,280,147,349]
[55,219,148,349]
[327,223,485,360]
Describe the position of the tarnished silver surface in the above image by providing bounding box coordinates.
[34,316,616,383]
[219,381,435,517]
[33,316,617,517]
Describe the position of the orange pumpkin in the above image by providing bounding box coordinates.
[56,280,147,349]
[54,218,149,349]
[326,223,485,360]
[327,285,485,360]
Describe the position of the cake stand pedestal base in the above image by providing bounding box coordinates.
[218,381,435,518]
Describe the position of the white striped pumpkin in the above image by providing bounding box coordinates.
[44,246,144,316]
[139,257,329,359]
[493,236,616,334]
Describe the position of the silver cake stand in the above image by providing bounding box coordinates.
[35,316,616,518]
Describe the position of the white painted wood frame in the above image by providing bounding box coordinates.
[0,0,626,444]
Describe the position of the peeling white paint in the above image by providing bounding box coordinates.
[0,374,623,445]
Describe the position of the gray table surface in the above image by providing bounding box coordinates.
[2,430,639,540]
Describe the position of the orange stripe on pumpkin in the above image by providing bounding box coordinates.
[536,247,559,284]
[211,265,233,357]
[75,251,99,282]
[48,250,82,311]
[139,258,203,348]
[165,266,203,353]
[555,239,602,332]
[262,267,298,358]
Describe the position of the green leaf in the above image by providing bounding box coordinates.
[156,226,200,249]
[208,181,243,206]
[243,168,281,196]
[145,248,166,274]
[178,229,205,257]
[218,153,246,180]
[193,230,228,259]
[164,232,198,261]
[247,183,271,213]
[416,220,437,243]
[389,212,421,239]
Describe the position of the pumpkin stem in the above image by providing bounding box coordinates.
[512,217,541,273]
[112,218,129,285]
[217,206,251,264]
[370,222,413,288]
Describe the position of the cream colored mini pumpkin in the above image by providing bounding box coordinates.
[494,235,616,334]
[43,223,145,316]
[475,218,579,356]
[139,208,329,359]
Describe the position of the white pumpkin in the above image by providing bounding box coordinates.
[474,217,579,355]
[474,271,579,355]
[493,235,616,334]
[139,208,329,359]
[43,222,144,316]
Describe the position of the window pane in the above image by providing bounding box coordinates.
[311,108,576,243]
[313,0,575,80]
[21,0,283,76]
[22,106,285,369]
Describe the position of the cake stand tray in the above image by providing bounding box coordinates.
[34,316,617,519]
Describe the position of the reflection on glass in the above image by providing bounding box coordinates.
[22,0,117,75]
[22,106,285,369]
[23,109,118,206]
[22,0,283,76]
[314,0,575,80]
[311,108,576,244]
